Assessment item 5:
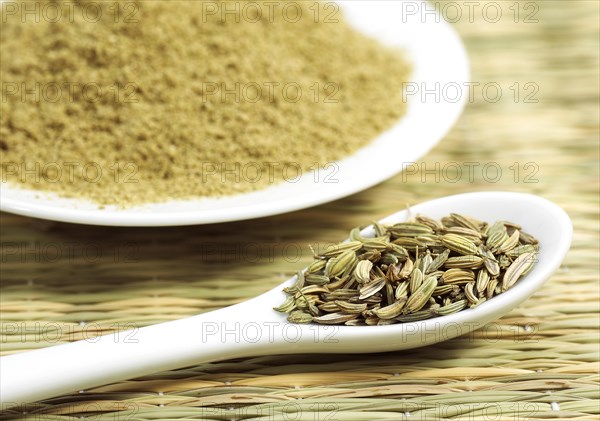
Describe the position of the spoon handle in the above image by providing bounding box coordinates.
[0,299,281,406]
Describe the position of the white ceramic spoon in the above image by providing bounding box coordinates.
[0,192,572,406]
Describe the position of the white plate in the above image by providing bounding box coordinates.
[0,1,469,226]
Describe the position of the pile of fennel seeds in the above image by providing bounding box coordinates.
[276,213,539,325]
[0,0,410,206]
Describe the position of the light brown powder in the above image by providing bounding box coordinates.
[1,0,410,205]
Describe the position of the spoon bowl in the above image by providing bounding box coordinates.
[0,192,572,406]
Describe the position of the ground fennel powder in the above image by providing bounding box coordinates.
[1,0,411,206]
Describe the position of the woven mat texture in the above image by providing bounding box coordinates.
[1,1,599,420]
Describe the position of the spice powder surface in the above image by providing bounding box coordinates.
[1,0,411,206]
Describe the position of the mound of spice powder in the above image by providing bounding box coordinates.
[1,0,411,206]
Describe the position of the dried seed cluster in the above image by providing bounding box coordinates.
[275,213,539,326]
